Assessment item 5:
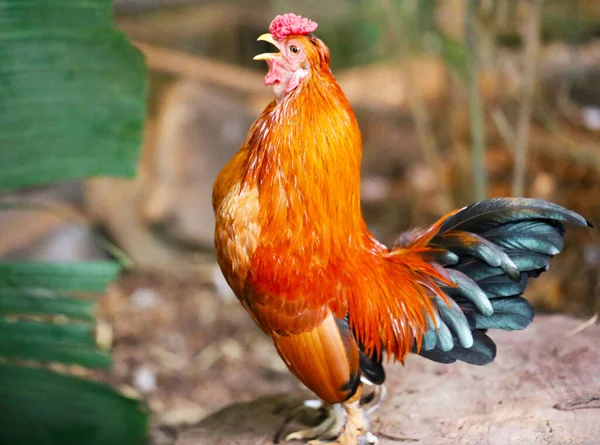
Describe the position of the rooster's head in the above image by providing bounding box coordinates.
[254,13,331,101]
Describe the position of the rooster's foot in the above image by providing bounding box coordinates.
[285,399,377,445]
[360,383,387,415]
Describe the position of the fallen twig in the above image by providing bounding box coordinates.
[554,395,600,411]
[377,431,419,442]
[565,313,599,337]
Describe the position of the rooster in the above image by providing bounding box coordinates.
[213,13,590,445]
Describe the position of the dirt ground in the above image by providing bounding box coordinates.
[104,270,302,434]
[104,271,600,445]
[177,315,600,445]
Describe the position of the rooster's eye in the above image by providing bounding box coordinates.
[289,45,300,54]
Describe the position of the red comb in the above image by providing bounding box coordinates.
[269,13,318,40]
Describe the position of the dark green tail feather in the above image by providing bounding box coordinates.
[411,198,589,366]
[438,198,590,233]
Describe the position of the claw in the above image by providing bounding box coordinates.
[304,399,325,410]
[283,385,380,445]
[363,384,387,415]
[362,432,379,445]
[285,404,344,442]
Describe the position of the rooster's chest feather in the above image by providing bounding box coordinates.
[214,183,260,297]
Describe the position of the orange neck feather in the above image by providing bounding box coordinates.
[242,67,366,253]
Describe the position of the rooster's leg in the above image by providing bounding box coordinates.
[285,386,378,444]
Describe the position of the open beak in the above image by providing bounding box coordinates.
[253,33,281,61]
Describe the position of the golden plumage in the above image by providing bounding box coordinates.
[213,33,452,403]
[214,14,589,445]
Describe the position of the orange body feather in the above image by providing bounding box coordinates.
[213,34,450,403]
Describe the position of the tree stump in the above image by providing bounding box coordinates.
[176,315,600,445]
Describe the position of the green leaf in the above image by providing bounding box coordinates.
[0,363,148,445]
[0,264,115,368]
[0,288,96,319]
[0,0,147,190]
[0,0,149,442]
[0,262,120,292]
[0,318,111,368]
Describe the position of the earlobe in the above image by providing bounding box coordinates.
[285,68,309,94]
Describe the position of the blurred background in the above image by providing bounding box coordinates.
[1,0,599,438]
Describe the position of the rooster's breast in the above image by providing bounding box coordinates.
[214,182,260,298]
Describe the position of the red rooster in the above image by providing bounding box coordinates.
[213,13,590,444]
